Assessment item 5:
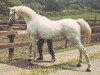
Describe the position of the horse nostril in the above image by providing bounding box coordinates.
[8,20,14,26]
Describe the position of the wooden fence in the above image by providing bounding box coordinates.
[0,20,100,60]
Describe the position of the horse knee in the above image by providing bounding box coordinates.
[81,47,87,54]
[76,44,87,54]
[29,43,32,50]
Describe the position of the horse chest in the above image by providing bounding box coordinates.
[27,23,38,35]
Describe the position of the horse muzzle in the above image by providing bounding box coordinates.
[8,19,15,26]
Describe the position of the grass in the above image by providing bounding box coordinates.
[19,51,100,75]
[0,42,100,75]
[1,10,100,20]
[43,10,100,20]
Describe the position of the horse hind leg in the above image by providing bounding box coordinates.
[69,37,91,72]
[77,50,83,67]
[75,41,91,72]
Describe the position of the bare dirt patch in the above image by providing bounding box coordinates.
[0,45,100,75]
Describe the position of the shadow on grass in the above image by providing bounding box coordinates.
[2,58,84,72]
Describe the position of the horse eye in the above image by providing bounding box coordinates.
[10,14,13,16]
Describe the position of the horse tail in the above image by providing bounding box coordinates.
[77,19,91,45]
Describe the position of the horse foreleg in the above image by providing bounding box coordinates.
[28,42,32,61]
[29,35,37,64]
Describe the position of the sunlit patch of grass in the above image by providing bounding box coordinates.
[0,44,100,75]
[20,52,100,75]
[31,68,57,75]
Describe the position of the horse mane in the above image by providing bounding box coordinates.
[14,6,39,19]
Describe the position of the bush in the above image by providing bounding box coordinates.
[69,4,80,10]
[23,3,43,13]
[30,3,43,11]
[44,0,64,11]
[0,0,22,19]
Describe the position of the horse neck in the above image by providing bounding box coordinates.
[17,10,39,23]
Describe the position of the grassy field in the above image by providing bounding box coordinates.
[0,10,100,20]
[0,44,100,75]
[19,51,100,75]
[43,10,100,20]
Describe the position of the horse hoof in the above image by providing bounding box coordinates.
[86,69,91,72]
[29,62,34,66]
[76,64,82,67]
[51,59,56,63]
[29,60,35,66]
[36,57,43,61]
[28,59,33,62]
[8,58,13,61]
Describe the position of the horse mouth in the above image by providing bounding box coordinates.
[8,20,14,26]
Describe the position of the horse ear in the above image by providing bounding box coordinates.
[9,7,12,10]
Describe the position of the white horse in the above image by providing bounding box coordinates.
[8,6,91,71]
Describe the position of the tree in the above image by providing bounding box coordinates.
[89,0,100,9]
[44,0,64,11]
[0,0,22,19]
[21,0,35,4]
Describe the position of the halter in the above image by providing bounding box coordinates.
[8,9,16,26]
[11,9,16,21]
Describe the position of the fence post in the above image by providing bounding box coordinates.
[94,15,97,25]
[7,35,15,60]
[65,39,68,48]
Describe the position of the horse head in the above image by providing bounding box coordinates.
[8,6,19,26]
[8,6,40,26]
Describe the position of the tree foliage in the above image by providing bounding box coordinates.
[0,0,100,18]
[44,0,64,11]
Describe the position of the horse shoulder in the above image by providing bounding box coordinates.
[27,21,38,35]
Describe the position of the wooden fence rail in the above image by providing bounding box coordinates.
[0,30,67,59]
[0,20,100,30]
[0,20,100,60]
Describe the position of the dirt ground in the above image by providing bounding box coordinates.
[0,44,100,75]
[49,59,100,75]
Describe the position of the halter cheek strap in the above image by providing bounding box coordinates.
[13,9,19,21]
[13,9,16,21]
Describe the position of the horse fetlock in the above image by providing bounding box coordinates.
[86,64,92,72]
[8,57,13,61]
[51,58,56,63]
[28,58,35,65]
[88,63,91,69]
[28,56,34,62]
[76,63,82,67]
[86,68,91,72]
[29,60,34,66]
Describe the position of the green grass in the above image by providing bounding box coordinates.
[0,44,100,75]
[20,52,100,75]
[1,10,100,20]
[43,10,100,20]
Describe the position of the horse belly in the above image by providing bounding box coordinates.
[38,25,62,39]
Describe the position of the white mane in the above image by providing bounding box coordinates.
[13,6,39,20]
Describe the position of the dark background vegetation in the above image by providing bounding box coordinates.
[0,0,100,19]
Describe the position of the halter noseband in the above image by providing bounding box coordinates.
[8,9,16,26]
